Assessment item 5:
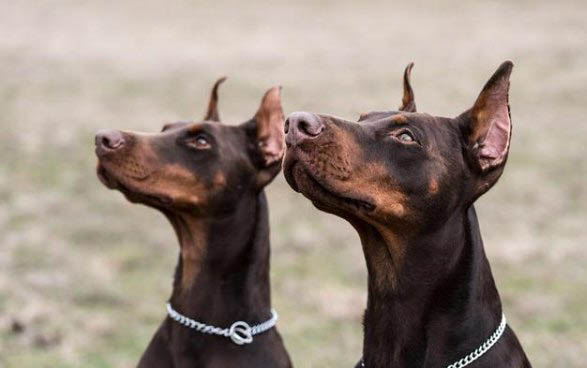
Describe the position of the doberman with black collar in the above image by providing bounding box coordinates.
[95,79,292,367]
[283,62,531,367]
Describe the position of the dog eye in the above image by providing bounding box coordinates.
[185,135,211,149]
[399,132,414,142]
[393,130,417,144]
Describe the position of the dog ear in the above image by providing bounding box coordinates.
[398,62,416,112]
[461,61,514,196]
[253,86,285,187]
[255,86,285,166]
[204,76,227,122]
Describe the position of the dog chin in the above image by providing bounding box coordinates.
[96,164,119,189]
[289,162,375,215]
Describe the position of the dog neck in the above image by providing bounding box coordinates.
[164,192,273,327]
[356,206,503,368]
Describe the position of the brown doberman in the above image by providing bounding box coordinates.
[283,62,531,367]
[95,79,292,367]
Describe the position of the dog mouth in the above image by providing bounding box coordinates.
[96,164,119,189]
[285,156,375,213]
[96,164,172,206]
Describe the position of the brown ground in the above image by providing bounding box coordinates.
[0,0,586,366]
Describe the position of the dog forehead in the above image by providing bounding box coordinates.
[358,110,401,122]
[162,120,248,143]
[186,121,218,133]
[368,112,452,134]
[180,121,244,142]
[359,112,430,130]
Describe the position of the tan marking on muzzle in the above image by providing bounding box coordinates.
[110,155,151,179]
[302,123,357,182]
[101,137,157,181]
[303,126,408,220]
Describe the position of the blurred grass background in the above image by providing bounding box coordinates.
[0,0,586,366]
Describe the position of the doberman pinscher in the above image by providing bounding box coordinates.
[95,79,292,367]
[283,62,531,367]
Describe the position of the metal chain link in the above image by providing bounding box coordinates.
[166,303,278,345]
[360,314,507,368]
[446,314,507,368]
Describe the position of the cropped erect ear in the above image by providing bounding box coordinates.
[460,61,514,196]
[255,86,285,166]
[398,62,416,112]
[252,86,285,187]
[204,76,227,122]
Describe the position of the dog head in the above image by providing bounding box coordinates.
[95,78,285,217]
[284,62,513,236]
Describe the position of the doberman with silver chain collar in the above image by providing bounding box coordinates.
[95,79,292,367]
[284,62,531,367]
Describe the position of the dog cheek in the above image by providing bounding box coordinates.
[151,165,206,206]
[358,163,408,218]
[374,194,408,220]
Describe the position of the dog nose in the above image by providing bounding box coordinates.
[285,111,324,146]
[95,129,125,151]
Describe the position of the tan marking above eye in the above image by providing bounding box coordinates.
[390,114,408,124]
[187,123,206,134]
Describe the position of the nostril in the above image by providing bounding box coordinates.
[96,129,124,150]
[103,135,122,149]
[102,137,122,149]
[286,112,324,143]
[299,119,323,137]
[298,120,309,135]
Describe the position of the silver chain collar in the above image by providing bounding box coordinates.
[360,313,507,368]
[166,303,278,345]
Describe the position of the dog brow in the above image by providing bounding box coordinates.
[369,114,409,128]
[390,114,408,123]
[187,123,206,134]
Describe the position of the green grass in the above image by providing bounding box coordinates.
[0,0,586,366]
